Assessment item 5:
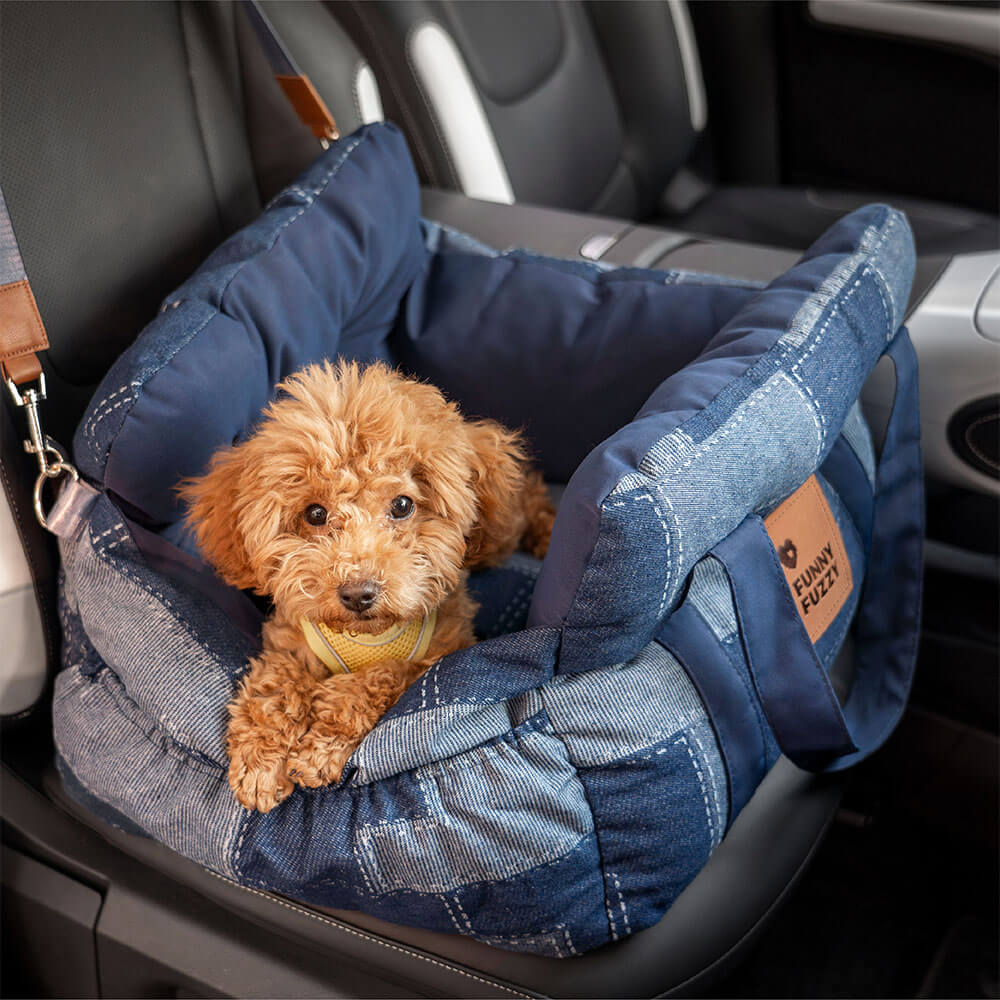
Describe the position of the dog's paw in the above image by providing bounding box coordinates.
[286,734,356,790]
[228,752,294,813]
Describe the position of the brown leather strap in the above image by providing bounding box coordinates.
[0,278,48,386]
[275,74,340,142]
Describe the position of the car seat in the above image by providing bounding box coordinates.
[329,0,999,256]
[1,2,864,995]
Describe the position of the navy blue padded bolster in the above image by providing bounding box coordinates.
[77,124,426,526]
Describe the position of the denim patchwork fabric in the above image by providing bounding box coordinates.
[54,123,920,955]
[532,203,915,672]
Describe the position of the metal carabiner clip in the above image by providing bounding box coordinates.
[33,458,80,529]
[6,370,82,529]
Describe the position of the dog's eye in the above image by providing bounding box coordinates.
[303,504,328,526]
[389,495,414,520]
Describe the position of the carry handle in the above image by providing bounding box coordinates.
[713,328,922,772]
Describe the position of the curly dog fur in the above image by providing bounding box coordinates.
[181,361,554,812]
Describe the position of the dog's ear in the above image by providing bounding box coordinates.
[178,446,261,591]
[462,419,531,569]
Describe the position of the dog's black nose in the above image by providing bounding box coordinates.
[338,580,380,613]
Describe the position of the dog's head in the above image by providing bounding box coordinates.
[180,361,531,630]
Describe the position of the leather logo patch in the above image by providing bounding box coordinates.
[764,475,852,644]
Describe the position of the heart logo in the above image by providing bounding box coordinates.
[778,539,798,570]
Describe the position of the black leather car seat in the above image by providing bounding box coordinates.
[1,2,846,995]
[329,0,999,256]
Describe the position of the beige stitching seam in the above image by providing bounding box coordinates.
[201,869,534,998]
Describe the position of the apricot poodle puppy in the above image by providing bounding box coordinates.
[181,361,554,813]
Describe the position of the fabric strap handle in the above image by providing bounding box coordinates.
[711,328,923,772]
[0,186,48,387]
[239,0,340,144]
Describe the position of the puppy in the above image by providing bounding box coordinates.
[181,361,554,812]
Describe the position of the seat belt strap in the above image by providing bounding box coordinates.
[239,0,340,145]
[0,186,48,387]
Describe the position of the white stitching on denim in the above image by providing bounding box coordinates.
[604,890,619,942]
[201,870,533,998]
[355,819,587,894]
[90,525,129,545]
[619,209,900,506]
[865,262,894,338]
[608,871,631,936]
[73,668,226,784]
[562,925,578,957]
[688,727,724,846]
[672,734,715,848]
[616,374,793,500]
[88,526,233,708]
[788,267,864,380]
[88,395,133,435]
[416,769,438,818]
[440,895,464,935]
[464,927,568,958]
[95,551,226,673]
[636,491,672,618]
[85,383,143,442]
[502,561,543,579]
[659,491,682,614]
[862,213,899,333]
[452,895,475,934]
[257,135,364,237]
[493,583,533,634]
[95,670,225,776]
[83,381,142,440]
[233,817,250,872]
[784,373,825,469]
[351,832,378,899]
[355,813,438,834]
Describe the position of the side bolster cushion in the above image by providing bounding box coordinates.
[75,123,427,527]
[529,205,915,672]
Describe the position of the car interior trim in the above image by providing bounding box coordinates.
[354,60,385,125]
[0,489,46,716]
[407,22,515,204]
[923,537,1000,582]
[808,0,1000,59]
[666,0,707,132]
[974,263,1000,342]
[862,250,1000,497]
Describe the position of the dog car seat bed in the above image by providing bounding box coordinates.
[52,123,922,957]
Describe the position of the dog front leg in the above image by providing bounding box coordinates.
[286,659,426,789]
[227,652,313,813]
